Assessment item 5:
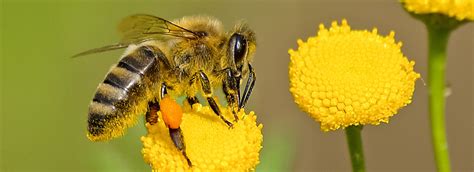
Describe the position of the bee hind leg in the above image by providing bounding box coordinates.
[191,70,233,128]
[148,83,192,166]
[145,83,168,125]
[145,101,160,125]
[169,128,192,167]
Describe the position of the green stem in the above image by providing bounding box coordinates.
[345,126,365,172]
[427,24,452,172]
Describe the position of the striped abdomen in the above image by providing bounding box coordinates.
[87,45,158,141]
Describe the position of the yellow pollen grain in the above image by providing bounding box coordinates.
[288,19,420,131]
[141,104,263,171]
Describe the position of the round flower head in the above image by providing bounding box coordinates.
[401,0,474,21]
[141,103,263,171]
[288,19,420,131]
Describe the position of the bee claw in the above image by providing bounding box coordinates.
[225,120,234,129]
[184,153,192,167]
[232,115,239,124]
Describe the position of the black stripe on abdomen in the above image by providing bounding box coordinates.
[92,83,128,107]
[118,54,155,76]
[104,72,128,90]
[103,67,141,91]
[92,92,111,105]
[117,61,141,75]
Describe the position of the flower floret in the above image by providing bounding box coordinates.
[401,0,474,21]
[142,104,263,171]
[289,19,420,131]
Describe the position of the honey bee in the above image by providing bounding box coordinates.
[74,14,256,166]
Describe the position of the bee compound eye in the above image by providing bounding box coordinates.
[230,34,247,63]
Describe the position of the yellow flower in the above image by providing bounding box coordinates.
[141,103,263,171]
[288,19,420,131]
[401,0,474,21]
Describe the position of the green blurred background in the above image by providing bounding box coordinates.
[1,0,472,171]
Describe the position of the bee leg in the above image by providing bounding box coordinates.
[186,96,199,106]
[160,83,168,99]
[239,64,256,109]
[222,68,240,122]
[146,83,168,125]
[145,101,160,125]
[169,127,192,167]
[158,83,192,166]
[192,70,233,128]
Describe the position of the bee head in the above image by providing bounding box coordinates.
[228,23,256,78]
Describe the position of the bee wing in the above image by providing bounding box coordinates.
[118,14,198,42]
[73,14,198,58]
[72,44,129,58]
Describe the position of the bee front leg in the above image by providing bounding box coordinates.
[222,68,240,122]
[239,64,256,109]
[191,70,233,128]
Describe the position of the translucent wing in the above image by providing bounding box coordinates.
[72,44,129,58]
[73,14,198,57]
[118,14,198,43]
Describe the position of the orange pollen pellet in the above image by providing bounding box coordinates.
[160,96,183,129]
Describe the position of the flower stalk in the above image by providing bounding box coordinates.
[401,1,470,170]
[426,22,452,172]
[345,125,365,172]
